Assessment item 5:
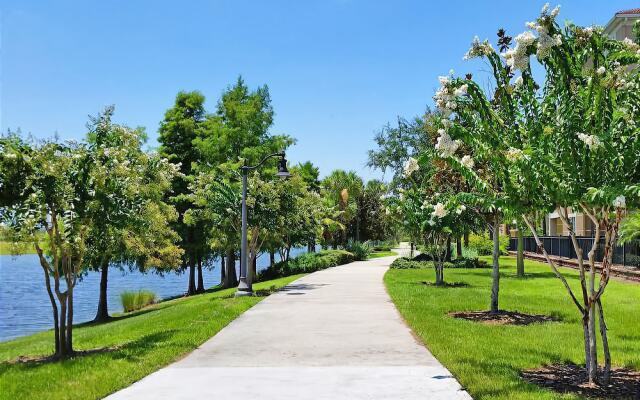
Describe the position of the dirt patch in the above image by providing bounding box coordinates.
[449,310,558,325]
[421,281,469,288]
[8,346,120,365]
[521,363,640,399]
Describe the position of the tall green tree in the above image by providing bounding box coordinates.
[192,77,294,287]
[158,90,208,295]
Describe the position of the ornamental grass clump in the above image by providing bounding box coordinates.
[120,290,157,313]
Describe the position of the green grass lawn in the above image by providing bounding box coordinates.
[384,256,640,400]
[368,250,398,259]
[0,274,304,400]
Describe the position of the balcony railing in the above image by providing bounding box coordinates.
[508,236,640,268]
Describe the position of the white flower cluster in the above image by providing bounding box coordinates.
[460,155,475,169]
[455,204,466,215]
[505,147,524,160]
[514,76,524,87]
[527,20,562,59]
[504,4,561,70]
[435,130,461,157]
[622,37,640,53]
[433,76,457,117]
[463,36,495,60]
[577,133,602,150]
[403,157,419,177]
[613,195,626,209]
[596,66,606,75]
[503,31,535,71]
[432,202,448,219]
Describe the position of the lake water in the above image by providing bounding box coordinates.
[0,248,306,342]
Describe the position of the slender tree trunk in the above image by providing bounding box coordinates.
[196,256,205,293]
[456,237,463,259]
[464,232,469,247]
[66,281,74,354]
[490,215,500,313]
[250,254,257,282]
[223,250,237,288]
[58,293,68,358]
[39,258,60,355]
[220,255,226,286]
[516,227,525,278]
[187,253,196,296]
[94,258,111,322]
[597,298,611,384]
[445,237,452,261]
[269,250,275,267]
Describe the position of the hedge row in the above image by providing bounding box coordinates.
[258,249,355,280]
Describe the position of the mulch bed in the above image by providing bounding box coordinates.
[449,310,558,325]
[521,363,640,399]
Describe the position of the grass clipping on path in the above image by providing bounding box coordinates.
[384,256,640,400]
[0,274,304,400]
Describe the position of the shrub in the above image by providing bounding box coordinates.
[120,290,157,313]
[467,233,509,256]
[344,240,372,261]
[390,257,431,269]
[391,257,488,270]
[258,249,355,280]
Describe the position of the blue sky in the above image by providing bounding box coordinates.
[1,0,637,180]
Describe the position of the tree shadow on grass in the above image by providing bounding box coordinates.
[2,346,122,369]
[419,281,470,288]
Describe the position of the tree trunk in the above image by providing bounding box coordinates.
[464,232,469,247]
[516,227,525,278]
[66,281,74,354]
[251,255,257,282]
[58,293,68,358]
[41,264,60,355]
[196,256,205,293]
[223,250,237,288]
[269,250,275,268]
[94,258,111,322]
[445,237,452,261]
[597,298,611,384]
[490,215,500,313]
[220,255,226,285]
[456,237,463,259]
[187,253,196,296]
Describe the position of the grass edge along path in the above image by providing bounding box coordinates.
[0,274,305,400]
[368,250,398,259]
[384,256,640,400]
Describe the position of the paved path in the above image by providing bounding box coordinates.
[106,254,471,400]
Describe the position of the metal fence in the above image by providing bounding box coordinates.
[509,236,640,268]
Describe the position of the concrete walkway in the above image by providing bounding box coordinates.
[106,254,471,400]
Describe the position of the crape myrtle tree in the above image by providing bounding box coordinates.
[517,7,640,384]
[85,107,183,322]
[390,188,469,285]
[438,4,640,385]
[430,20,554,312]
[368,111,476,255]
[0,140,90,358]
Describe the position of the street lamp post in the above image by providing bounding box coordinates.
[235,152,291,297]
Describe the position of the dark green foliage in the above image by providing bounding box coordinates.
[343,240,372,261]
[258,250,354,280]
[391,257,488,270]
